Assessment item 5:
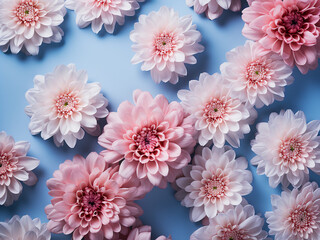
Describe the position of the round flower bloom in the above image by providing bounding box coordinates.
[98,90,196,188]
[220,40,294,108]
[251,109,320,189]
[0,0,66,55]
[127,226,171,240]
[178,72,257,147]
[266,182,320,240]
[0,131,39,206]
[65,0,143,34]
[242,0,320,74]
[25,64,109,148]
[175,146,253,222]
[130,6,204,84]
[45,152,143,240]
[0,215,51,239]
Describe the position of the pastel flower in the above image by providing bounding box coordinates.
[220,40,294,108]
[98,90,196,188]
[45,152,143,240]
[251,110,320,188]
[130,6,204,84]
[0,0,66,55]
[178,73,257,147]
[0,215,51,239]
[175,146,253,222]
[25,64,109,148]
[242,0,320,74]
[127,226,172,240]
[0,131,39,206]
[266,182,320,240]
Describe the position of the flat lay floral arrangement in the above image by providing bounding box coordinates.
[1,0,320,239]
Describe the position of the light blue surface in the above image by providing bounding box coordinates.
[1,0,320,239]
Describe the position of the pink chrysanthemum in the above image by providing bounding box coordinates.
[130,6,204,84]
[178,73,257,147]
[220,40,294,108]
[175,146,253,222]
[127,226,171,240]
[45,152,143,240]
[0,0,66,55]
[98,90,196,188]
[0,131,39,206]
[242,0,320,74]
[266,182,320,240]
[251,109,320,188]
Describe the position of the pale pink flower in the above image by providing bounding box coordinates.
[0,0,66,55]
[25,64,109,148]
[251,110,320,189]
[0,131,39,206]
[98,90,196,188]
[130,6,204,84]
[127,226,172,240]
[45,152,143,240]
[242,0,320,74]
[220,40,294,108]
[178,73,257,147]
[266,182,320,240]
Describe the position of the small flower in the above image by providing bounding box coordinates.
[130,6,204,84]
[175,146,253,222]
[251,110,320,188]
[25,64,109,148]
[266,182,320,240]
[178,73,257,147]
[0,0,66,55]
[127,226,172,240]
[0,132,39,206]
[98,90,196,188]
[220,40,294,108]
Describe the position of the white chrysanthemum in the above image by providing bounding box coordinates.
[266,182,320,240]
[0,215,50,239]
[65,0,143,34]
[178,73,257,147]
[251,110,320,189]
[0,0,66,55]
[220,40,294,108]
[25,64,109,148]
[130,6,204,84]
[176,146,253,222]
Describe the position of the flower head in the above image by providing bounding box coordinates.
[127,226,171,240]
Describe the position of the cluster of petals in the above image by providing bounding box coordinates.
[126,225,172,240]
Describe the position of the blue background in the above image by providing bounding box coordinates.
[1,0,320,239]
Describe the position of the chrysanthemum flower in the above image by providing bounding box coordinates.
[251,109,320,188]
[98,90,196,188]
[0,0,66,55]
[0,131,39,206]
[266,182,320,240]
[127,226,172,240]
[220,40,294,108]
[175,146,253,222]
[25,64,109,148]
[130,6,204,84]
[242,0,320,74]
[45,152,143,240]
[178,73,257,147]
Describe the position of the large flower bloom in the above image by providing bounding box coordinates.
[0,131,39,206]
[0,0,66,55]
[178,73,257,147]
[127,226,171,240]
[130,6,204,84]
[175,146,253,222]
[242,0,320,74]
[25,64,109,148]
[266,182,320,240]
[220,40,294,108]
[98,90,196,188]
[251,110,320,188]
[45,152,143,240]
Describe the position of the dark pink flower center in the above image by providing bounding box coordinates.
[154,32,176,56]
[246,60,269,87]
[204,98,228,124]
[94,0,112,7]
[14,0,40,26]
[77,187,104,217]
[288,206,315,234]
[203,176,227,200]
[220,226,246,240]
[55,92,80,118]
[279,137,305,163]
[282,10,304,34]
[0,153,16,180]
[137,128,159,153]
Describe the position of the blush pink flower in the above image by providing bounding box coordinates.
[98,90,196,188]
[242,0,320,74]
[130,6,204,84]
[127,226,171,240]
[45,152,143,240]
